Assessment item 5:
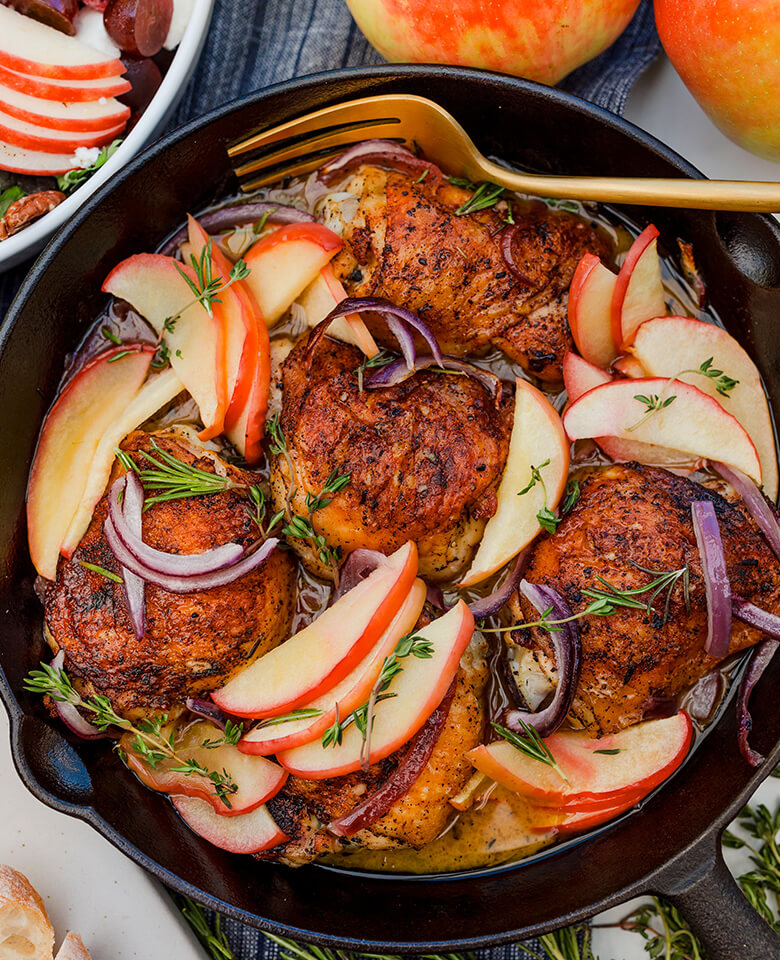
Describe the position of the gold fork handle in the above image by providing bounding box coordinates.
[478,159,780,212]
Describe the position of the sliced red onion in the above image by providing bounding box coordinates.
[304,297,443,371]
[691,501,732,658]
[104,518,278,593]
[732,595,780,639]
[119,471,147,640]
[49,652,113,741]
[504,580,582,738]
[367,354,502,402]
[468,549,529,620]
[159,203,314,255]
[318,139,442,187]
[335,548,386,600]
[108,475,245,576]
[185,697,228,729]
[425,582,447,611]
[500,226,536,286]
[328,680,456,838]
[736,637,778,766]
[711,461,780,561]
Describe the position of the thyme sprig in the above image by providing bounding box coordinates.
[354,349,393,392]
[266,412,297,510]
[23,662,239,807]
[283,468,351,569]
[455,180,506,216]
[626,357,738,432]
[321,632,434,754]
[627,392,677,432]
[492,720,567,782]
[115,441,242,508]
[517,458,560,534]
[247,484,284,539]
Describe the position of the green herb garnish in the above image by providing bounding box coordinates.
[56,140,122,193]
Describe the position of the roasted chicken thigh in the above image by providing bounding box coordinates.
[43,430,296,716]
[323,168,610,381]
[270,335,512,581]
[507,463,780,735]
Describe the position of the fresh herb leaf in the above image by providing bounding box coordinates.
[283,469,350,571]
[56,139,123,193]
[544,198,580,214]
[562,479,581,515]
[593,748,622,755]
[116,441,242,508]
[101,326,123,346]
[77,561,124,583]
[354,349,393,392]
[0,184,24,218]
[254,707,325,729]
[415,169,430,183]
[176,897,236,960]
[455,181,505,216]
[492,720,567,782]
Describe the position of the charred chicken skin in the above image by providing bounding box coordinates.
[507,463,780,735]
[43,430,297,717]
[270,335,513,581]
[258,637,487,866]
[324,168,610,381]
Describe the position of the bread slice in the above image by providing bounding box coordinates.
[0,864,55,960]
[54,932,92,960]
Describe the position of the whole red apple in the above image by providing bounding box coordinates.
[345,0,642,85]
[655,0,780,160]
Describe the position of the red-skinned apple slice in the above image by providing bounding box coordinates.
[243,222,343,327]
[298,264,379,357]
[172,796,287,853]
[530,801,634,835]
[562,353,698,469]
[27,345,153,580]
[61,367,183,554]
[0,6,124,80]
[0,83,129,132]
[562,377,762,482]
[460,378,570,586]
[0,63,130,101]
[239,579,427,756]
[467,712,692,807]
[611,224,666,349]
[186,215,271,460]
[0,140,78,175]
[631,315,779,500]
[212,542,419,718]
[0,108,125,153]
[568,252,618,367]
[102,253,226,439]
[124,720,287,817]
[277,600,474,780]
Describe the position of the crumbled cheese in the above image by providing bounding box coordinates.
[165,0,195,50]
[71,146,101,169]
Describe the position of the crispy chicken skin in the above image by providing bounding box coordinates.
[258,636,488,866]
[508,463,780,735]
[271,335,512,581]
[325,168,610,381]
[43,430,296,716]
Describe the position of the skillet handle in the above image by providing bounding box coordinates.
[654,833,780,960]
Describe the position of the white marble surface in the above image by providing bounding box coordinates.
[1,50,778,960]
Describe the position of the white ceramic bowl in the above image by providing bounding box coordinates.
[0,0,215,273]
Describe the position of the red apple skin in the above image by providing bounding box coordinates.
[345,0,641,85]
[172,796,288,854]
[610,224,660,350]
[655,0,780,160]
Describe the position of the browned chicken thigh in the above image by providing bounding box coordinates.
[271,335,512,581]
[43,429,296,716]
[257,637,487,866]
[324,168,610,381]
[506,463,780,735]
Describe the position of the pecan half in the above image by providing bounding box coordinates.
[0,191,66,239]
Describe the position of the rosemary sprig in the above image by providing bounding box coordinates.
[253,707,325,729]
[723,803,780,932]
[455,181,505,216]
[354,349,393,392]
[283,468,350,569]
[518,926,597,960]
[321,632,434,753]
[172,239,250,321]
[23,662,238,808]
[116,441,241,507]
[492,720,567,783]
[517,458,560,534]
[175,896,236,960]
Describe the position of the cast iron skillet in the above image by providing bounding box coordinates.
[1,66,779,959]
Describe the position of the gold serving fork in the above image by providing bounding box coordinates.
[228,94,780,211]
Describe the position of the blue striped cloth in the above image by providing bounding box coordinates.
[3,0,661,954]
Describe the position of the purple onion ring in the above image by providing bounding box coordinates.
[691,501,732,658]
[711,461,780,562]
[503,580,582,737]
[317,139,442,187]
[118,469,148,640]
[335,548,387,600]
[159,203,314,256]
[731,597,780,765]
[468,550,529,620]
[49,652,114,741]
[367,354,502,403]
